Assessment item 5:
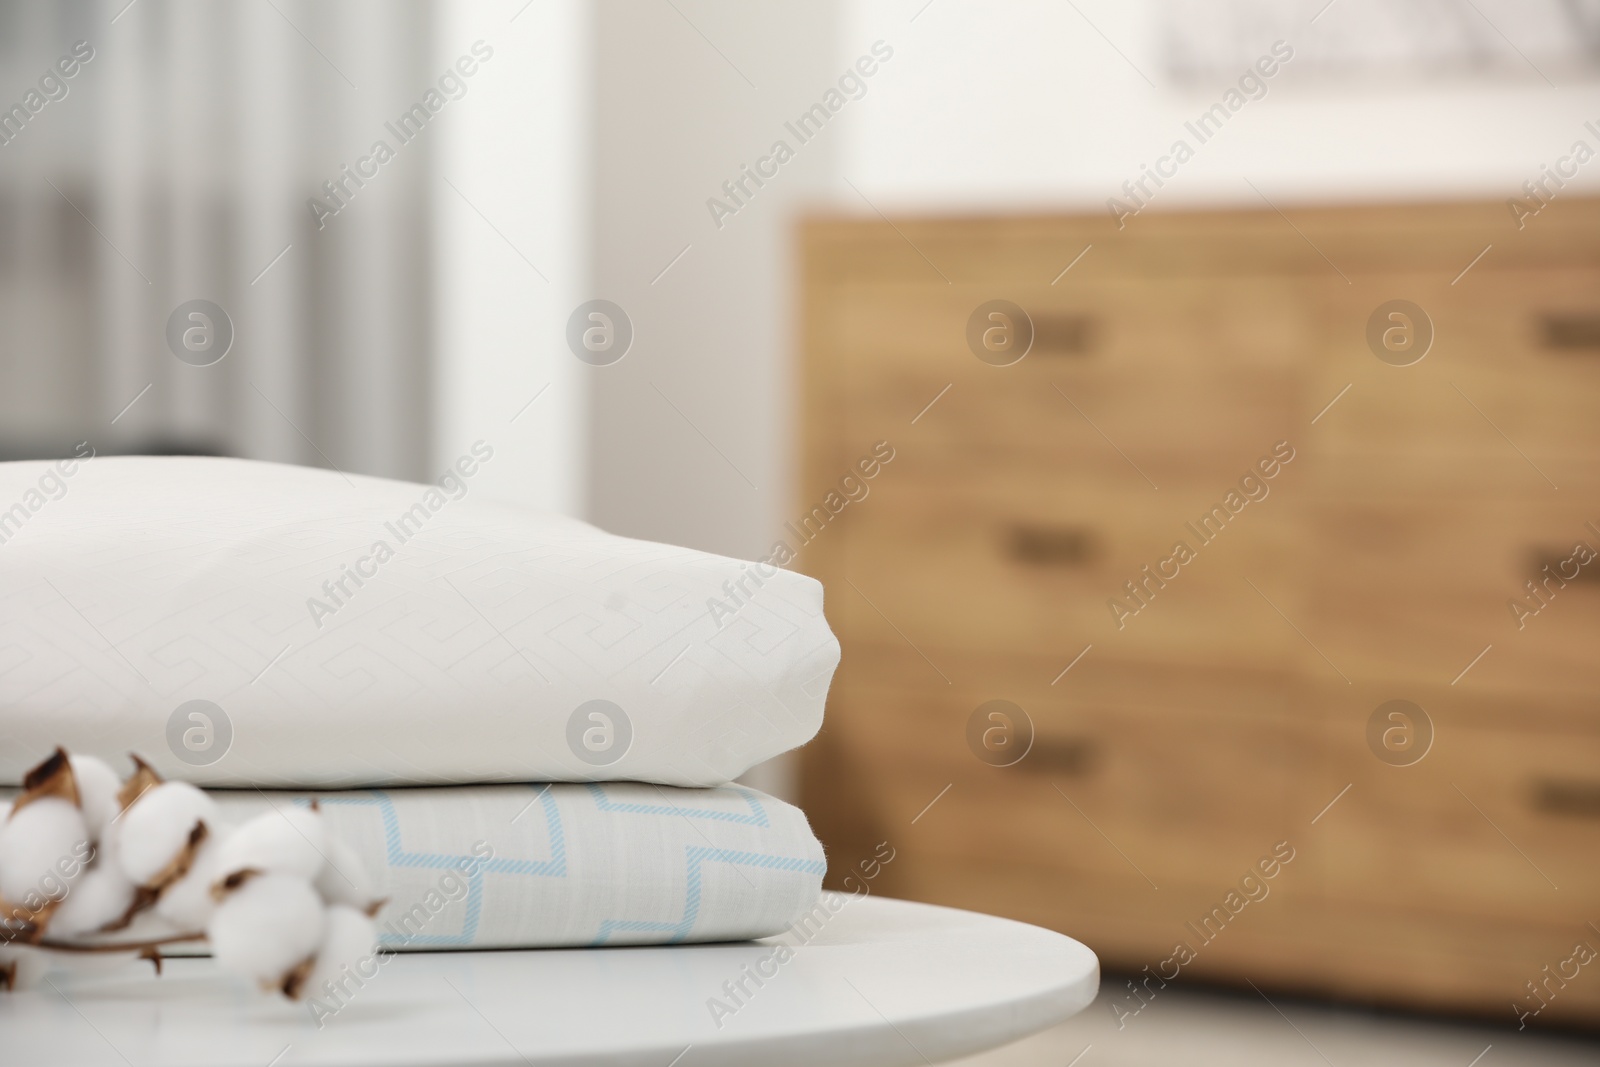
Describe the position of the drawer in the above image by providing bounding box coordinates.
[1258,895,1600,1025]
[1303,495,1600,694]
[806,664,1600,1024]
[804,676,1324,984]
[1307,267,1600,492]
[812,679,1311,890]
[835,362,1300,490]
[1302,687,1600,927]
[824,463,1310,677]
[817,276,1309,485]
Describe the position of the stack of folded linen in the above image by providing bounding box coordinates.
[0,455,840,949]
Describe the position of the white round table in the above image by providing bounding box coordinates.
[3,895,1100,1066]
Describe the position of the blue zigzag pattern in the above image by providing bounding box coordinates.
[294,785,822,949]
[306,786,565,947]
[592,845,827,946]
[585,784,825,946]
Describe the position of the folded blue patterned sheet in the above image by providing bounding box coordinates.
[199,781,827,948]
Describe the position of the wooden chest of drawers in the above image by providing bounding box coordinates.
[796,199,1600,1026]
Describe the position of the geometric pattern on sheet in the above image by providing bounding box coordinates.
[308,787,565,947]
[584,783,823,944]
[199,781,825,950]
[592,845,829,946]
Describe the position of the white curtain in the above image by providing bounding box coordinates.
[0,0,434,481]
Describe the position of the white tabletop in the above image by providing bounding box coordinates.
[3,895,1100,1067]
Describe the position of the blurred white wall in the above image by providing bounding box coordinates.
[433,0,589,513]
[586,0,841,561]
[841,0,1600,209]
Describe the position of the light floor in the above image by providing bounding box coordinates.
[951,981,1599,1066]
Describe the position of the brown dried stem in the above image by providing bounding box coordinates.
[26,932,207,955]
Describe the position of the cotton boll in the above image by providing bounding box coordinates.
[0,797,90,907]
[93,811,125,873]
[206,874,325,987]
[154,826,232,932]
[113,782,218,886]
[216,807,327,882]
[313,835,375,910]
[46,863,137,938]
[67,755,122,840]
[298,905,379,1002]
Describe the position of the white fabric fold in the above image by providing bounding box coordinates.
[0,456,840,788]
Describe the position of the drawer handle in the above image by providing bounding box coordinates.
[1531,778,1600,819]
[1006,524,1098,567]
[1023,736,1100,775]
[1540,314,1600,351]
[1528,548,1600,585]
[1033,314,1096,356]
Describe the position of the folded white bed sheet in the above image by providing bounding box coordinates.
[206,782,824,949]
[0,455,840,789]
